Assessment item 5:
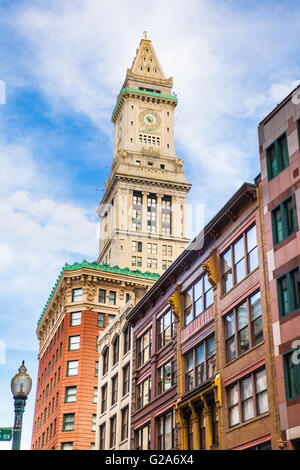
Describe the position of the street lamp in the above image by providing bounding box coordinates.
[11,361,32,450]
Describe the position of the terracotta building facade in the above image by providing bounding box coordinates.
[31,262,157,450]
[257,86,300,450]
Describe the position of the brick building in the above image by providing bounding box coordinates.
[257,85,300,450]
[31,261,157,450]
[126,181,280,450]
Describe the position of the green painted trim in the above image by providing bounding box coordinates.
[112,87,178,121]
[37,260,160,327]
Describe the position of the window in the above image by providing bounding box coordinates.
[61,442,73,450]
[283,351,300,400]
[137,376,151,409]
[98,313,105,328]
[132,241,143,252]
[122,363,130,396]
[98,289,106,303]
[99,424,106,450]
[135,424,150,450]
[93,387,98,404]
[110,415,117,448]
[138,134,160,147]
[227,368,268,427]
[123,325,131,355]
[65,386,76,403]
[162,196,171,235]
[112,336,119,366]
[277,266,300,317]
[67,360,78,377]
[132,256,142,267]
[72,288,82,302]
[108,314,115,324]
[147,243,157,254]
[102,348,109,375]
[70,311,81,326]
[95,361,99,377]
[62,413,75,431]
[157,411,173,450]
[101,384,107,414]
[121,406,129,441]
[224,291,263,362]
[157,309,175,349]
[221,224,258,293]
[137,329,152,367]
[158,360,173,394]
[266,132,289,180]
[162,260,172,271]
[271,196,296,245]
[147,258,157,268]
[132,191,142,231]
[185,336,216,392]
[109,291,116,305]
[147,195,157,233]
[92,414,96,432]
[183,273,213,326]
[68,335,80,351]
[111,375,118,405]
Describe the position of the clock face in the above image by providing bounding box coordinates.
[143,113,157,126]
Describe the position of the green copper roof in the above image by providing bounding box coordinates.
[112,87,178,121]
[37,260,160,328]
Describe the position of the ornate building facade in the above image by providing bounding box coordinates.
[31,34,191,450]
[97,35,191,273]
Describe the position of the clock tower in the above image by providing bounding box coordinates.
[97,34,191,274]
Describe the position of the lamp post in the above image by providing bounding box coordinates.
[11,361,32,450]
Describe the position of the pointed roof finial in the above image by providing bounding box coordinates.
[143,31,149,40]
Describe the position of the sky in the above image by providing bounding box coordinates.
[0,0,299,450]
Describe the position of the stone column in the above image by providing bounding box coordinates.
[190,404,200,450]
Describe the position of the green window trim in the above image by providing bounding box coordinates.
[283,349,300,401]
[266,132,289,181]
[276,265,300,318]
[271,195,296,246]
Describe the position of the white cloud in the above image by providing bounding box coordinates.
[9,0,300,221]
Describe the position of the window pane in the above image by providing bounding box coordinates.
[71,312,81,326]
[250,292,261,320]
[194,279,203,301]
[242,398,254,421]
[246,225,257,252]
[237,302,248,330]
[222,248,232,272]
[164,413,173,450]
[284,198,295,237]
[273,207,283,243]
[225,313,235,338]
[255,369,267,393]
[257,390,269,415]
[267,144,277,178]
[196,344,204,365]
[229,406,240,427]
[223,270,232,292]
[291,268,300,311]
[234,237,244,263]
[278,276,289,316]
[241,376,253,400]
[235,258,246,283]
[207,335,216,357]
[228,383,239,406]
[279,134,289,169]
[226,336,236,362]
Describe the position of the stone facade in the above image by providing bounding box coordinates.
[97,36,191,274]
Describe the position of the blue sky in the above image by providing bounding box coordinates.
[0,0,299,449]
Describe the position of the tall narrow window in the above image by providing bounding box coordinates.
[102,348,109,376]
[162,196,171,235]
[110,415,117,448]
[121,407,129,441]
[147,194,157,233]
[70,311,81,326]
[99,424,106,450]
[112,336,119,366]
[157,309,174,349]
[271,196,296,245]
[137,329,152,367]
[123,325,131,355]
[266,132,289,180]
[157,411,173,450]
[132,191,142,231]
[284,351,300,400]
[111,375,118,405]
[277,266,300,318]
